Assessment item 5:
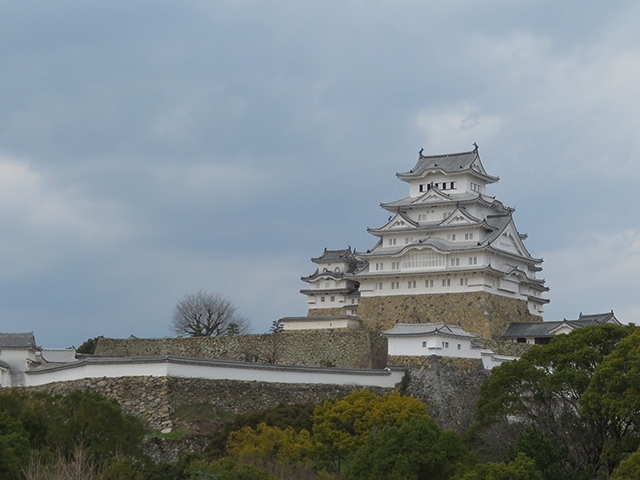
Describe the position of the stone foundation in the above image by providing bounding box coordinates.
[355,291,540,339]
[95,330,387,369]
[30,376,393,431]
[391,355,489,433]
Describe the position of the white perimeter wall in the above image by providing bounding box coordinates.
[24,357,405,389]
[283,319,360,330]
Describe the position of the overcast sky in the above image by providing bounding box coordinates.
[1,1,639,347]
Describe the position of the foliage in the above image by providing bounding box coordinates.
[475,324,634,477]
[611,447,640,479]
[77,337,99,354]
[506,425,568,480]
[171,290,249,337]
[580,330,640,471]
[312,389,429,471]
[46,390,145,465]
[454,452,543,480]
[189,457,275,480]
[0,409,31,480]
[226,423,314,477]
[269,320,284,334]
[342,415,470,480]
[0,389,146,479]
[205,403,315,459]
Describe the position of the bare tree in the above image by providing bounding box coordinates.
[171,290,249,337]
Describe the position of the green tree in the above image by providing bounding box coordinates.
[46,390,145,466]
[475,324,632,477]
[342,415,470,480]
[455,453,543,480]
[77,337,99,354]
[0,410,30,480]
[312,389,429,471]
[611,447,640,479]
[580,330,640,473]
[189,457,275,480]
[205,403,315,459]
[226,423,313,469]
[507,425,568,480]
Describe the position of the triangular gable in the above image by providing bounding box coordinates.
[378,212,418,231]
[549,321,577,335]
[439,207,480,227]
[490,220,530,258]
[412,188,451,204]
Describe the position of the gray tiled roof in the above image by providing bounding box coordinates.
[381,191,508,211]
[41,348,78,363]
[502,311,620,338]
[311,248,354,263]
[0,332,37,349]
[382,322,478,339]
[397,149,499,183]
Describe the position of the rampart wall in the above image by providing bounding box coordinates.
[30,376,393,431]
[357,291,540,338]
[95,330,388,369]
[389,355,489,432]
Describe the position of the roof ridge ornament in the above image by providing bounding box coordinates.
[419,147,425,158]
[473,142,479,152]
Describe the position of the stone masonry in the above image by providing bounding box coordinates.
[95,330,388,370]
[356,291,541,339]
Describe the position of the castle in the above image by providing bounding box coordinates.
[291,146,549,338]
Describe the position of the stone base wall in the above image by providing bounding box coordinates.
[356,292,540,338]
[95,330,387,369]
[391,355,489,433]
[30,376,393,431]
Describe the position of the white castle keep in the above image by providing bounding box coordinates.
[293,146,549,337]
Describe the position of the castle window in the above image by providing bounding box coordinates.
[408,280,416,288]
[457,344,461,350]
[442,279,451,287]
[321,296,325,302]
[390,281,399,289]
[376,282,384,290]
[388,238,396,246]
[422,341,427,347]
[459,278,465,286]
[330,296,335,302]
[450,258,459,266]
[335,267,340,273]
[375,263,384,271]
[442,341,449,348]
[469,256,478,265]
[450,182,456,189]
[425,279,434,288]
[447,234,456,241]
[419,184,425,192]
[325,282,330,288]
[465,233,474,240]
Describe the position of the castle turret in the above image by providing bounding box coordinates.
[300,147,549,338]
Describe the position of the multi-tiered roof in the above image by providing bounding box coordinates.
[301,146,549,321]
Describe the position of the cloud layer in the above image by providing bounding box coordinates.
[0,1,639,346]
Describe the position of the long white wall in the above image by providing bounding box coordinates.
[24,356,405,389]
